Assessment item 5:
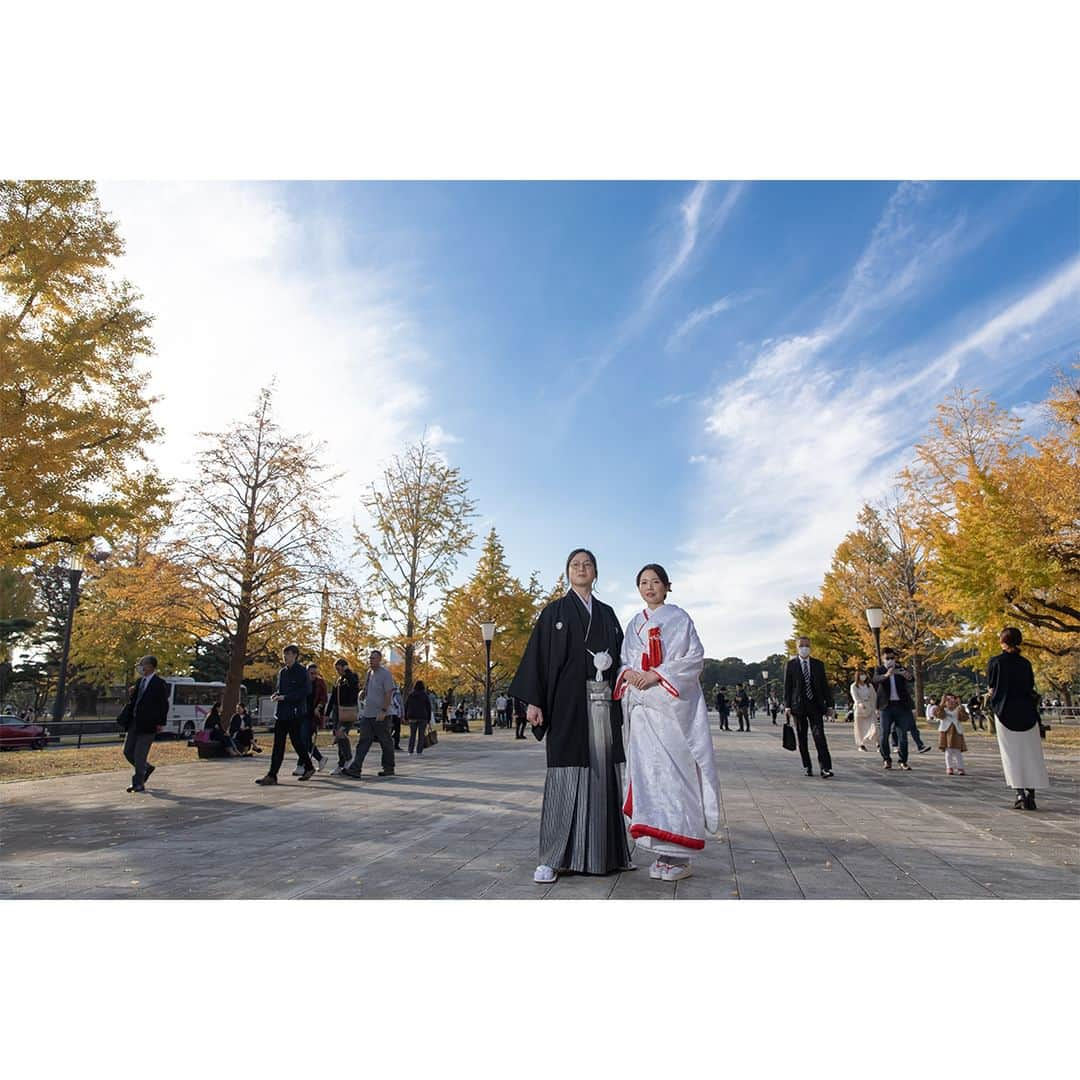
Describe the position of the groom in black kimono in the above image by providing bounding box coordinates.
[509,547,630,883]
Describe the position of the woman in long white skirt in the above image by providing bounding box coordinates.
[987,627,1049,811]
[849,668,878,750]
[615,564,721,884]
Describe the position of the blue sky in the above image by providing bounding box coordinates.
[100,180,1079,659]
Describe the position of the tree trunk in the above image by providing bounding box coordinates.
[913,653,925,719]
[222,607,251,721]
[404,613,415,694]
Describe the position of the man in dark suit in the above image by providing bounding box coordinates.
[715,688,731,731]
[121,655,169,793]
[735,684,751,731]
[872,647,929,770]
[783,636,835,778]
[256,644,316,785]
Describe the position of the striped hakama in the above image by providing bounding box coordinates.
[538,682,631,874]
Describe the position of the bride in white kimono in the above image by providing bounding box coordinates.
[614,564,721,883]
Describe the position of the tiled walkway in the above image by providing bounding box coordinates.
[2,720,1076,899]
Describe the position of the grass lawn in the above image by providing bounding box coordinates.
[2,723,1075,783]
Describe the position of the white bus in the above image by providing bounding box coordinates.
[163,678,248,738]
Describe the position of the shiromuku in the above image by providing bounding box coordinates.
[614,564,721,883]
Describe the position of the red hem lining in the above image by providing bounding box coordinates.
[629,824,705,850]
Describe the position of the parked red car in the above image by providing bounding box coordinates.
[0,714,50,750]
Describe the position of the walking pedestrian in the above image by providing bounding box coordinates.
[849,668,878,751]
[293,663,327,774]
[987,627,1049,811]
[513,696,529,738]
[967,694,986,731]
[327,658,361,774]
[406,679,432,754]
[769,696,780,725]
[389,685,403,750]
[734,684,750,731]
[343,650,397,779]
[255,645,315,786]
[120,655,169,793]
[930,692,969,775]
[496,692,508,728]
[716,687,731,731]
[783,636,835,778]
[872,647,930,771]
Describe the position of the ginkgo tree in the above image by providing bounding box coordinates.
[0,181,162,564]
[430,529,544,699]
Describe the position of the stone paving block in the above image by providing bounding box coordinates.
[3,724,1078,899]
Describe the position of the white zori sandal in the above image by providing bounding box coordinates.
[533,864,558,883]
[652,860,692,882]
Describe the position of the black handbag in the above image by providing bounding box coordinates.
[116,700,133,731]
[782,721,797,751]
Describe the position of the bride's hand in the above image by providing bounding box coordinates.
[639,671,661,689]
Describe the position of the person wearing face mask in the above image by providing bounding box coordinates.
[783,637,835,778]
[872,647,930,771]
[849,668,878,751]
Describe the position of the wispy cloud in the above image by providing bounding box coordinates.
[562,181,747,416]
[667,294,738,350]
[674,185,1078,660]
[643,181,710,308]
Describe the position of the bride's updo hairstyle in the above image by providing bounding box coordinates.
[636,563,671,592]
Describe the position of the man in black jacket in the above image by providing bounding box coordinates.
[783,637,835,778]
[121,655,170,793]
[735,684,751,731]
[715,688,731,731]
[256,645,316,785]
[872,647,929,770]
[327,658,362,773]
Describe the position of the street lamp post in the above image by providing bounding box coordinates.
[480,621,496,735]
[865,607,884,669]
[761,668,769,706]
[52,551,85,733]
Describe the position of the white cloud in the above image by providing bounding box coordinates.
[674,187,1079,661]
[425,424,462,447]
[667,294,737,350]
[98,181,438,535]
[643,181,711,308]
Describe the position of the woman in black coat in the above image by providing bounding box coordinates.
[405,680,433,754]
[987,627,1049,810]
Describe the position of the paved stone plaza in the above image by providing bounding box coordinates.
[1,719,1077,899]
